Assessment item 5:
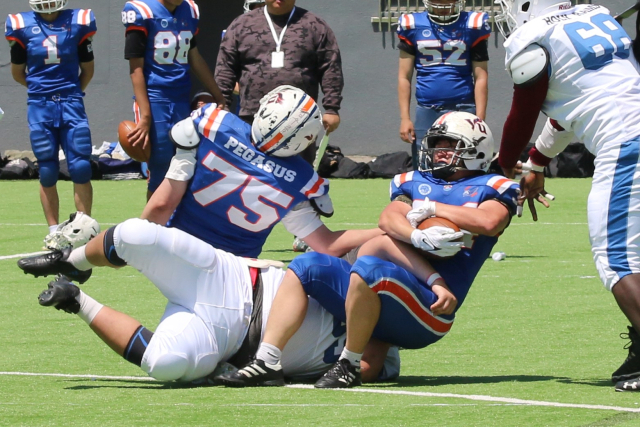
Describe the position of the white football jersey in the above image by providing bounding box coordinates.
[504,5,640,156]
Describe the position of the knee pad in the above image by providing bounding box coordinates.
[144,352,190,381]
[39,160,60,187]
[66,126,92,183]
[30,128,57,162]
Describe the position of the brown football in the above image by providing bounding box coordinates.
[118,120,151,163]
[417,217,462,259]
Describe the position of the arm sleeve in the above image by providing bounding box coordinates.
[498,72,549,170]
[78,38,94,62]
[10,42,27,64]
[214,18,242,109]
[398,39,415,55]
[470,39,489,62]
[124,30,147,59]
[528,119,574,167]
[316,22,344,115]
[190,34,198,50]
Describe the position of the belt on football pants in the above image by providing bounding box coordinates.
[227,267,263,368]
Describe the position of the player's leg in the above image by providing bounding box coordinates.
[588,140,640,388]
[217,253,351,387]
[146,100,181,198]
[413,105,441,170]
[61,97,93,216]
[28,99,61,230]
[316,256,454,388]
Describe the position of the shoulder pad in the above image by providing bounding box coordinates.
[170,117,201,150]
[466,12,488,30]
[184,0,200,20]
[508,44,549,85]
[397,13,416,31]
[392,171,415,188]
[124,1,154,20]
[310,193,334,218]
[6,13,26,31]
[75,9,94,26]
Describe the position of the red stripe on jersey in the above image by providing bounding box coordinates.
[130,1,153,19]
[472,33,490,47]
[490,178,510,191]
[79,31,96,45]
[133,101,141,124]
[372,280,452,334]
[398,172,409,185]
[125,25,148,36]
[304,177,324,198]
[473,13,482,29]
[9,14,21,30]
[403,14,411,29]
[202,108,221,139]
[398,34,413,46]
[6,36,25,49]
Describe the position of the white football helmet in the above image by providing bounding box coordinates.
[252,85,323,158]
[243,0,265,13]
[423,0,464,24]
[29,0,67,13]
[494,0,572,39]
[419,111,494,178]
[44,212,100,250]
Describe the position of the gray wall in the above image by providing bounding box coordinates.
[0,0,636,156]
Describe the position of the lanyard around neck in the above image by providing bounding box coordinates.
[264,6,296,53]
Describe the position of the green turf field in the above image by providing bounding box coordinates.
[1,178,638,426]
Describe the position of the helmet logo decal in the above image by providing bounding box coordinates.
[465,118,488,134]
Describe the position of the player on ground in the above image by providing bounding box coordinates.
[217,112,518,388]
[121,0,225,199]
[5,0,96,241]
[142,85,382,258]
[493,1,640,392]
[25,219,399,383]
[397,0,490,168]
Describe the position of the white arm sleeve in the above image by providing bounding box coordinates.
[281,201,324,239]
[165,149,197,182]
[534,118,575,161]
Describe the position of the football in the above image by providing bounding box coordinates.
[118,120,151,163]
[417,216,461,234]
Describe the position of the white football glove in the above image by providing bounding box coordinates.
[410,226,463,258]
[406,198,437,228]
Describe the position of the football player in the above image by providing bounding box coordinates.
[218,112,519,388]
[121,0,226,199]
[5,0,96,241]
[141,85,382,258]
[493,1,640,392]
[21,218,399,383]
[397,0,490,169]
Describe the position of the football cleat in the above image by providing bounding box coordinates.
[616,377,640,392]
[314,358,361,389]
[17,247,92,284]
[215,359,284,387]
[38,276,81,314]
[292,237,310,253]
[612,326,640,383]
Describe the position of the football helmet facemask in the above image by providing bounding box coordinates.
[494,0,572,39]
[252,85,323,158]
[423,0,464,24]
[29,0,67,13]
[419,111,494,178]
[243,0,265,13]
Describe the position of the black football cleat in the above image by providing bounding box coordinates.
[38,276,81,314]
[215,359,285,387]
[612,326,640,383]
[314,358,361,389]
[616,377,640,392]
[18,247,92,284]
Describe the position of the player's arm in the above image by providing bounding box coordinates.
[8,39,27,87]
[124,29,151,150]
[78,60,94,92]
[471,60,488,120]
[398,50,416,143]
[10,62,27,87]
[431,200,510,237]
[499,44,550,178]
[141,178,187,224]
[188,45,226,110]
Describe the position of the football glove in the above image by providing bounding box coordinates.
[406,198,437,228]
[410,227,463,258]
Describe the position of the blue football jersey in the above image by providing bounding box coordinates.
[397,11,490,105]
[390,171,518,306]
[168,105,329,258]
[5,9,96,97]
[122,0,200,102]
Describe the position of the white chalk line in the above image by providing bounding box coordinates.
[0,251,48,260]
[1,371,639,413]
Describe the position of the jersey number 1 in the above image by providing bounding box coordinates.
[565,14,631,70]
[42,36,60,65]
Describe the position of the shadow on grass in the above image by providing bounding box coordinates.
[556,378,615,388]
[374,374,569,388]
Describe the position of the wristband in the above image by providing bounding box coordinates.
[426,272,442,286]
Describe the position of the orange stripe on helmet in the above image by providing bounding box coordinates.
[260,132,284,152]
[301,97,315,113]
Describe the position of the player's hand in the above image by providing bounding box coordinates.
[501,166,517,179]
[400,118,415,143]
[406,197,437,228]
[518,170,553,221]
[128,118,151,153]
[410,227,463,256]
[322,113,340,134]
[430,280,457,316]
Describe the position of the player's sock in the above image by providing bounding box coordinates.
[67,246,95,271]
[75,290,104,325]
[256,343,282,365]
[48,224,58,234]
[340,348,363,368]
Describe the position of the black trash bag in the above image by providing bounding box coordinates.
[367,152,412,178]
[317,144,344,178]
[0,157,39,179]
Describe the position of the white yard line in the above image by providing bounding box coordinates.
[0,251,48,260]
[1,371,638,413]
